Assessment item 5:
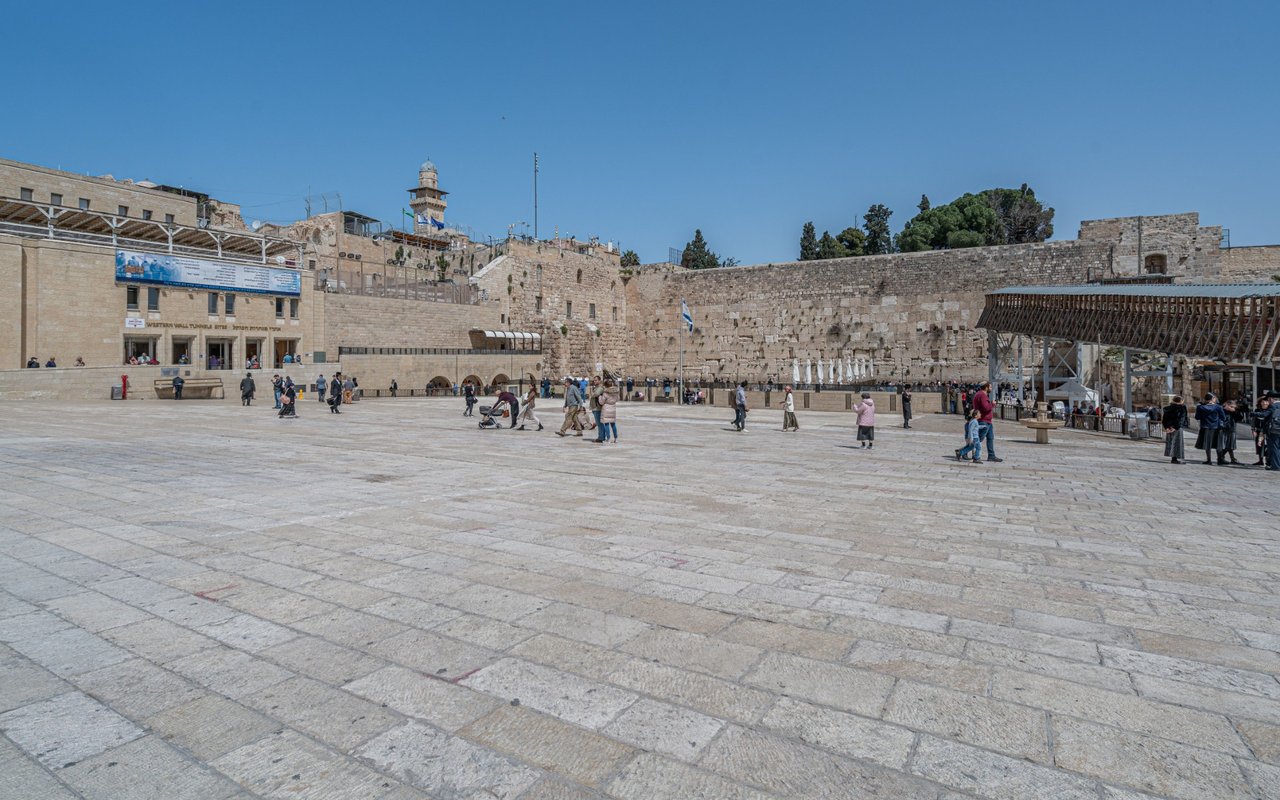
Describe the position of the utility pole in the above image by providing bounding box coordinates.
[533,152,539,240]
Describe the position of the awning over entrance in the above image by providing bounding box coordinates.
[477,330,542,342]
[468,329,543,352]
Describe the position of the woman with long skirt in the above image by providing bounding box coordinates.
[1162,395,1188,465]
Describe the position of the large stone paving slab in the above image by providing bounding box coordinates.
[1,398,1279,799]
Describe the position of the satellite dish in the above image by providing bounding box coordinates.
[250,220,263,231]
[274,255,286,265]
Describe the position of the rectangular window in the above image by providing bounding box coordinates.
[275,298,285,318]
[612,306,618,323]
[146,287,159,311]
[164,213,175,224]
[308,260,316,269]
[126,286,139,311]
[535,295,542,312]
[566,300,572,318]
[20,187,33,201]
[289,298,299,319]
[117,205,129,216]
[78,198,90,210]
[50,193,63,206]
[142,209,152,220]
[208,293,218,315]
[589,303,597,320]
[225,293,236,315]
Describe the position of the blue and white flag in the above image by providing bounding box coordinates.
[680,299,694,332]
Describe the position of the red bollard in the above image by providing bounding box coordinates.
[121,374,129,400]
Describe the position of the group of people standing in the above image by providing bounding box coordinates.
[1163,392,1280,469]
[555,376,619,442]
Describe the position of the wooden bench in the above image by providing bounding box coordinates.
[154,378,225,399]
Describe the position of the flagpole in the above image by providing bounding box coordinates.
[678,305,684,406]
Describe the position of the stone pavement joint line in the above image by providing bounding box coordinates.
[0,399,1278,800]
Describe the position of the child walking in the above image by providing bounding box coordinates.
[955,409,982,463]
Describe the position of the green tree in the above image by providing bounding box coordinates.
[836,226,866,256]
[619,249,640,267]
[816,231,848,260]
[897,193,1003,252]
[799,221,818,261]
[918,194,931,214]
[983,184,1054,243]
[680,229,721,270]
[863,204,894,255]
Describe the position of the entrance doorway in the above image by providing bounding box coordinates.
[274,339,297,368]
[124,336,159,365]
[245,339,263,369]
[172,337,193,365]
[206,338,232,370]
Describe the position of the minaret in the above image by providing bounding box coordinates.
[407,160,448,232]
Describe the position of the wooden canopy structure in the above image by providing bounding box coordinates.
[978,284,1280,366]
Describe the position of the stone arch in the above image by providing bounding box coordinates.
[1144,254,1167,274]
[427,375,451,388]
[461,374,484,391]
[490,373,512,391]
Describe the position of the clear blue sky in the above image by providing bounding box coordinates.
[5,1,1277,263]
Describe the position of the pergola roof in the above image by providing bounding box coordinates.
[979,283,1280,365]
[0,196,298,264]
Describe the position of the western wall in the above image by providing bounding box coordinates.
[616,214,1223,383]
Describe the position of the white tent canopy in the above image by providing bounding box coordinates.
[1045,378,1098,406]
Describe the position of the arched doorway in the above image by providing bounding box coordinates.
[427,375,451,396]
[490,373,511,393]
[1144,254,1167,274]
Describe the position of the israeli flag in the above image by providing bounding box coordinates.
[680,299,694,332]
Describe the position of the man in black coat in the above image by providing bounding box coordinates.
[1262,391,1280,472]
[328,373,343,414]
[240,374,256,406]
[172,375,185,400]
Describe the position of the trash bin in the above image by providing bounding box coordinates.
[1127,414,1148,440]
[110,385,123,400]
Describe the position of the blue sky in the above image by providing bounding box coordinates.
[5,1,1277,263]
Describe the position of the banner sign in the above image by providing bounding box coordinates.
[115,249,301,296]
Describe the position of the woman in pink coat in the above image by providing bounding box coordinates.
[853,392,876,449]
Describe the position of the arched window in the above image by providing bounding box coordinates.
[576,268,582,284]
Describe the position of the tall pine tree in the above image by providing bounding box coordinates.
[680,229,721,270]
[863,204,894,255]
[799,222,818,261]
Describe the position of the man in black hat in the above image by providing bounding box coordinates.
[1263,391,1280,471]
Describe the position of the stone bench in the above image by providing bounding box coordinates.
[154,378,224,400]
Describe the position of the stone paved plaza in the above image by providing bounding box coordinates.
[1,397,1278,800]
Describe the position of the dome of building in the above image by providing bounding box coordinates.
[420,160,437,173]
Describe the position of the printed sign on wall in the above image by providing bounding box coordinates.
[115,250,301,296]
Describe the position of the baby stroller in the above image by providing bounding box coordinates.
[477,401,509,429]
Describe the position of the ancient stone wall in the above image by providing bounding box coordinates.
[471,240,628,377]
[1218,246,1280,283]
[623,239,1120,383]
[1077,213,1221,278]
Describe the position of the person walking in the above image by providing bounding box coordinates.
[1220,399,1245,465]
[390,379,398,398]
[955,408,982,463]
[557,377,585,437]
[328,373,343,414]
[240,373,256,407]
[1194,393,1227,465]
[971,381,1002,462]
[342,375,355,405]
[1162,395,1188,464]
[1252,396,1273,467]
[271,374,283,409]
[588,376,605,442]
[517,385,542,430]
[853,392,876,448]
[1258,391,1280,471]
[901,384,913,429]
[733,381,749,431]
[278,380,297,418]
[598,380,619,443]
[316,373,326,403]
[781,385,799,431]
[463,381,476,416]
[172,374,185,401]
